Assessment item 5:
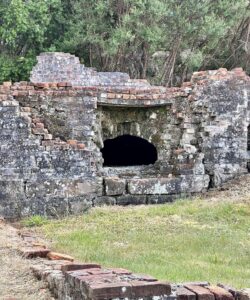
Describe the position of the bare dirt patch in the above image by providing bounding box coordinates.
[202,174,250,203]
[0,221,53,300]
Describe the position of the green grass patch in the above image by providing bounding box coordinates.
[22,215,48,227]
[37,199,250,288]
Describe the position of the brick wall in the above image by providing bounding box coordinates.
[0,53,249,218]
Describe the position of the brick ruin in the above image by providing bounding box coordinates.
[0,52,249,218]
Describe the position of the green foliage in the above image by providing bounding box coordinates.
[0,54,36,82]
[0,0,249,84]
[21,215,48,227]
[0,0,62,82]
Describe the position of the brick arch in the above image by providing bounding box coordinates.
[101,135,157,167]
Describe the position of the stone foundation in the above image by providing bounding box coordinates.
[0,52,249,218]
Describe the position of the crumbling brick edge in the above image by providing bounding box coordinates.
[17,229,250,300]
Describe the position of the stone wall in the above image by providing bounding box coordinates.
[0,52,249,218]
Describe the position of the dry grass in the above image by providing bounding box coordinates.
[0,222,53,300]
[203,174,250,204]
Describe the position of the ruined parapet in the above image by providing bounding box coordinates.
[0,53,249,218]
[30,52,150,88]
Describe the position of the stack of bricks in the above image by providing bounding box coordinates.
[0,67,249,107]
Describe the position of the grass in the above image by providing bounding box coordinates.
[37,199,250,288]
[21,215,48,227]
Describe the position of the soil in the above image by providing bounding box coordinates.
[0,221,54,300]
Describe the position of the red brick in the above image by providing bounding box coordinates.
[65,269,90,277]
[87,268,113,276]
[185,285,215,300]
[26,85,35,90]
[0,95,8,101]
[67,139,78,146]
[32,128,48,135]
[217,284,237,298]
[131,280,171,298]
[3,81,12,88]
[133,274,157,282]
[107,93,116,99]
[109,268,132,275]
[57,82,68,87]
[122,94,130,100]
[34,83,49,89]
[89,281,132,300]
[174,148,185,155]
[77,273,117,285]
[232,67,243,73]
[47,251,74,262]
[19,247,50,258]
[48,83,58,89]
[207,286,234,300]
[61,263,101,273]
[77,143,85,150]
[177,287,196,300]
[35,122,45,129]
[130,94,137,100]
[182,81,193,87]
[184,282,209,287]
[17,90,28,96]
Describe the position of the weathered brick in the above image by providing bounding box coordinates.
[131,280,171,298]
[19,247,50,258]
[89,282,132,300]
[61,263,101,273]
[47,251,74,262]
[207,286,234,300]
[185,285,215,300]
[177,287,196,300]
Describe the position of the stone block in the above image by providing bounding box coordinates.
[147,194,177,204]
[70,197,92,215]
[180,175,210,193]
[94,196,116,206]
[127,178,181,195]
[104,177,126,196]
[77,181,96,194]
[116,195,147,205]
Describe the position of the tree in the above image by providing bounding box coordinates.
[0,0,249,85]
[0,0,62,82]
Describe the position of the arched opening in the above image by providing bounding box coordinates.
[101,135,157,167]
[248,125,250,151]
